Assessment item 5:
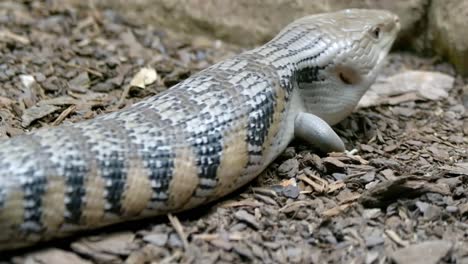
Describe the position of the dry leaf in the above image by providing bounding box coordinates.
[359,71,454,107]
[21,104,60,127]
[130,67,158,89]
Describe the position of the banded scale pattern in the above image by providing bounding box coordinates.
[0,9,399,250]
[0,50,297,249]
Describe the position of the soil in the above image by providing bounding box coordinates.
[0,2,467,264]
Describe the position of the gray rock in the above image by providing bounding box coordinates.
[69,0,422,47]
[428,0,468,76]
[282,185,300,199]
[66,0,468,76]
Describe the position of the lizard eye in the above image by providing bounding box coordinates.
[370,26,381,39]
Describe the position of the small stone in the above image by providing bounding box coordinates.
[143,233,168,247]
[360,171,376,183]
[167,233,184,248]
[446,206,458,213]
[332,173,347,181]
[282,185,300,199]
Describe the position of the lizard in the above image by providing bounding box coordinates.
[0,9,399,251]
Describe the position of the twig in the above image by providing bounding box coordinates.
[385,229,409,247]
[115,84,131,109]
[60,61,104,78]
[297,172,327,193]
[168,213,189,251]
[52,105,76,126]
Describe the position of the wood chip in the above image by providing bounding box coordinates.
[21,104,60,127]
[234,210,261,230]
[389,240,453,264]
[327,181,346,193]
[322,203,354,217]
[279,200,317,214]
[253,193,278,206]
[220,199,262,208]
[0,29,30,45]
[384,229,409,247]
[26,248,92,264]
[71,232,136,262]
[298,169,328,193]
[251,187,277,198]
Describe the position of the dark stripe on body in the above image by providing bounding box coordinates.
[296,66,325,84]
[17,135,50,232]
[95,120,130,214]
[144,144,173,203]
[22,166,45,230]
[58,126,92,223]
[192,128,223,188]
[186,74,229,192]
[130,107,175,204]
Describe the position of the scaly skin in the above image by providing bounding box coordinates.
[0,9,399,251]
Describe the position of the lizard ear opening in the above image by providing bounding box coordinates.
[335,65,361,85]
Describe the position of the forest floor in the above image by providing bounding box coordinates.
[0,1,467,263]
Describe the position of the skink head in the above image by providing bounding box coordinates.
[281,9,399,125]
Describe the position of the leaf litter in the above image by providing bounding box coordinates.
[0,2,467,264]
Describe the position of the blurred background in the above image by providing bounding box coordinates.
[68,0,468,76]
